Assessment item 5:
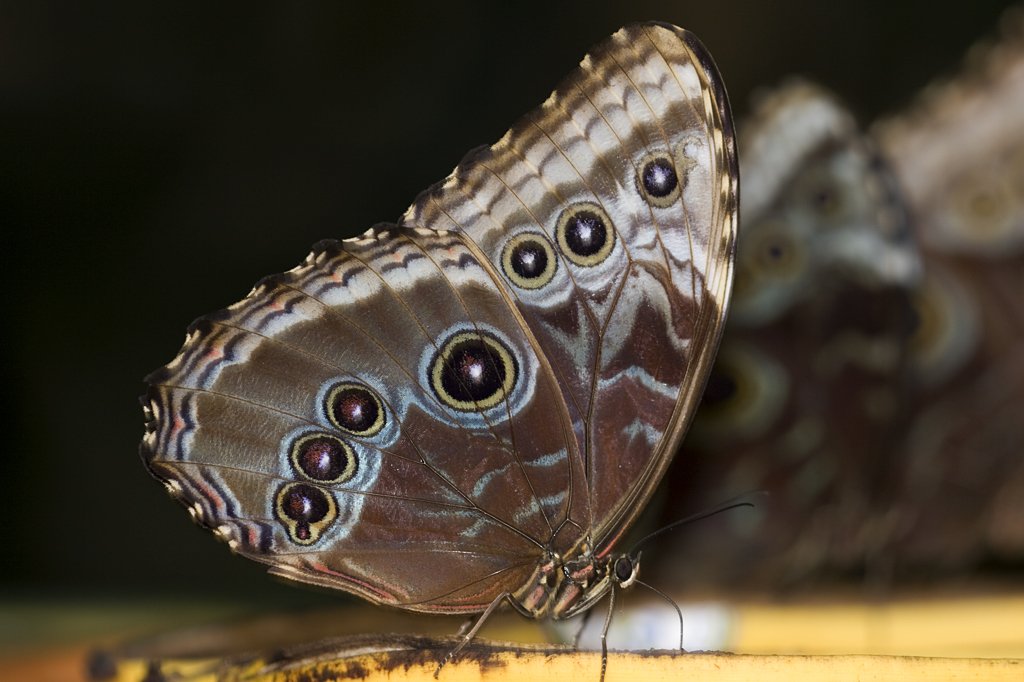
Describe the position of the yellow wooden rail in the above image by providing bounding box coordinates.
[94,638,1024,682]
[3,592,1023,681]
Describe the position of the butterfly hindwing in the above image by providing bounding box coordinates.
[142,227,586,612]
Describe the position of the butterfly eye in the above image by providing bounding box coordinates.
[326,382,385,436]
[289,433,358,483]
[612,556,637,586]
[501,233,557,289]
[556,202,616,267]
[636,153,681,208]
[274,482,338,545]
[430,331,518,411]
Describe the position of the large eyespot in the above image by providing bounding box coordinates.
[501,233,557,289]
[289,433,358,483]
[690,343,788,444]
[430,331,518,411]
[636,152,681,208]
[326,382,385,436]
[906,267,978,386]
[948,173,1013,243]
[556,202,616,267]
[274,482,337,545]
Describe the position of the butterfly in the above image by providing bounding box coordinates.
[139,20,738,672]
[871,5,1024,570]
[659,7,1024,591]
[656,79,919,589]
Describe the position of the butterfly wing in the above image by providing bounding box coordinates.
[401,23,738,552]
[658,82,920,586]
[142,227,588,613]
[873,10,1024,567]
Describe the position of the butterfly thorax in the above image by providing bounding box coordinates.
[512,546,639,620]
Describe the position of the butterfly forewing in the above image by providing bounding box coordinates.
[401,23,738,553]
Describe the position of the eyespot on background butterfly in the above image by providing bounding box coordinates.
[140,22,738,624]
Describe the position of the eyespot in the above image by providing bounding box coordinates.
[743,221,806,281]
[501,233,557,289]
[690,343,788,443]
[274,482,337,545]
[948,173,1013,242]
[906,266,978,386]
[326,382,385,436]
[556,202,615,267]
[636,153,681,208]
[289,432,358,484]
[430,331,518,411]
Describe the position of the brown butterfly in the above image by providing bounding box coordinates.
[660,7,1024,591]
[658,80,918,589]
[140,22,738,675]
[872,5,1024,571]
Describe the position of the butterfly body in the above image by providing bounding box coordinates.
[141,22,737,623]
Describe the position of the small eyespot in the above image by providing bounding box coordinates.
[556,202,615,267]
[808,179,844,218]
[274,482,337,545]
[430,331,518,411]
[636,153,681,208]
[289,433,358,484]
[743,221,805,280]
[326,382,385,436]
[501,233,557,289]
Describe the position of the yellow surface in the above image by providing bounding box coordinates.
[102,648,1024,682]
[3,592,1024,681]
[732,594,1024,657]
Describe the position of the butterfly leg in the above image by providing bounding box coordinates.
[571,606,596,648]
[599,585,616,682]
[434,591,511,678]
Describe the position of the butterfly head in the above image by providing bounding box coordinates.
[610,552,641,589]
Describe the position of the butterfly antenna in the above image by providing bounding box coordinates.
[635,578,685,650]
[627,491,766,555]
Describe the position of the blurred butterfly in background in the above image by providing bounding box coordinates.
[872,5,1024,571]
[660,6,1024,591]
[660,80,919,589]
[140,21,738,675]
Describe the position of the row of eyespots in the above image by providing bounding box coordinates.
[500,152,681,289]
[274,382,387,545]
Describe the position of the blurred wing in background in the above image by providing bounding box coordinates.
[660,81,919,588]
[873,6,1024,569]
[659,7,1024,591]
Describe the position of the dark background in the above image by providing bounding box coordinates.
[0,1,1015,605]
